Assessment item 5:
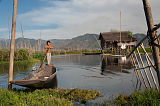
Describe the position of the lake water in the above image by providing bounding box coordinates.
[0,54,158,104]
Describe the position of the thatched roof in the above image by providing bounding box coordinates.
[99,31,136,42]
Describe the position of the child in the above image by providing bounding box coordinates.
[45,41,53,66]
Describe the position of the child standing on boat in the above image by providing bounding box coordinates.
[45,41,54,66]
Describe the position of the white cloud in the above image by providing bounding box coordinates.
[0,28,9,38]
[0,28,8,32]
[16,0,160,39]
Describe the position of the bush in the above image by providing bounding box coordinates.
[14,49,32,61]
[0,49,10,61]
[0,49,32,61]
[32,52,45,60]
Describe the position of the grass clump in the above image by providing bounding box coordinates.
[114,89,160,105]
[55,88,100,102]
[0,88,100,105]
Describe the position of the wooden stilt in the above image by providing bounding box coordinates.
[137,48,152,88]
[141,44,159,91]
[133,52,148,88]
[8,11,11,42]
[141,45,156,70]
[131,55,142,84]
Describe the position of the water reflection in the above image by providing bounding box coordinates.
[0,54,139,103]
[0,63,33,75]
[0,64,34,88]
[45,76,58,88]
[101,55,133,75]
[52,54,101,66]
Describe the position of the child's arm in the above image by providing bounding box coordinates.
[49,44,54,49]
[45,46,49,53]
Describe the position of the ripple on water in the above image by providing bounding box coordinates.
[0,55,150,103]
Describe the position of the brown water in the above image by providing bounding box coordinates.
[0,54,157,104]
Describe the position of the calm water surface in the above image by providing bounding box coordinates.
[0,54,157,104]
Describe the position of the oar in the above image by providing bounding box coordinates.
[39,54,47,69]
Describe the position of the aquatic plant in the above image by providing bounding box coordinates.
[54,88,100,102]
[0,88,100,105]
[114,89,160,105]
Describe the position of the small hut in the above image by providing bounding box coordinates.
[99,31,137,54]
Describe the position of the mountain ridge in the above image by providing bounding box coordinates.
[0,33,148,50]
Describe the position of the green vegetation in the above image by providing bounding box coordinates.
[128,31,133,37]
[0,58,39,65]
[114,89,160,105]
[53,49,101,55]
[14,49,32,61]
[0,47,153,64]
[33,49,102,59]
[0,49,39,65]
[0,49,32,61]
[0,49,10,61]
[54,50,82,55]
[0,88,100,105]
[32,52,46,60]
[137,47,152,53]
[0,48,102,64]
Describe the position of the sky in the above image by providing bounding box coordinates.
[0,0,160,40]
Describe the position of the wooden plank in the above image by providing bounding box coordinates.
[137,48,152,88]
[127,35,148,58]
[131,55,142,84]
[133,52,148,88]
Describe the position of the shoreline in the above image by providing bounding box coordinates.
[0,58,40,65]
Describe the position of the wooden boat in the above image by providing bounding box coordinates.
[10,65,57,88]
[83,52,102,55]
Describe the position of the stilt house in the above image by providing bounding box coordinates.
[99,31,137,51]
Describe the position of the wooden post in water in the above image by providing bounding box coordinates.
[8,0,17,90]
[142,0,160,86]
[119,11,122,55]
[8,11,11,42]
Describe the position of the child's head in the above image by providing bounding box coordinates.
[47,40,50,45]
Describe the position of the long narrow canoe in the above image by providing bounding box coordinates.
[10,65,57,88]
[83,52,102,55]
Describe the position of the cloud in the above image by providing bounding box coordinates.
[0,28,8,32]
[17,0,160,39]
[0,28,8,38]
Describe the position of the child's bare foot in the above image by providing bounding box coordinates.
[48,64,53,67]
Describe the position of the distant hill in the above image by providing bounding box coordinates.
[64,34,99,49]
[133,33,148,47]
[0,34,100,50]
[0,33,150,50]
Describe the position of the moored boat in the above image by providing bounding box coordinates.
[83,52,102,55]
[10,65,57,88]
